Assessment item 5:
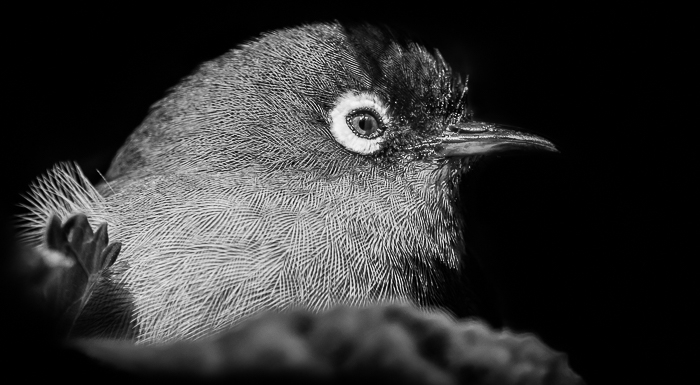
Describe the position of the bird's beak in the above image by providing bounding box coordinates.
[434,122,557,157]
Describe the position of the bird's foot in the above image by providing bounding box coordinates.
[32,214,121,338]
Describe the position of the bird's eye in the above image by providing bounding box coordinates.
[329,92,390,155]
[347,110,383,139]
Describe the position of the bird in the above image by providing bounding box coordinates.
[18,22,556,344]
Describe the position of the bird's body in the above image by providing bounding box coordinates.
[20,23,554,343]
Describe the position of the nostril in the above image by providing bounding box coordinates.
[457,122,491,133]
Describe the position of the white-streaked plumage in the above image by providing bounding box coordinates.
[19,22,475,343]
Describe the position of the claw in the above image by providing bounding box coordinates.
[37,214,121,338]
[45,215,68,254]
[101,242,121,270]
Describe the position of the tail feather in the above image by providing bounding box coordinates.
[17,162,106,246]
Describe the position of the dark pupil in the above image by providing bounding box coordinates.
[352,114,378,136]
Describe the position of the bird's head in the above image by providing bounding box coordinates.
[96,22,555,334]
[107,23,554,181]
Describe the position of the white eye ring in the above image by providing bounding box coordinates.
[329,91,389,154]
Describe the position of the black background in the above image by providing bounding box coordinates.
[2,3,683,384]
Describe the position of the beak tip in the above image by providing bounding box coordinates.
[539,141,560,154]
[435,122,558,157]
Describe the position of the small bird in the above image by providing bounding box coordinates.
[20,22,555,344]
